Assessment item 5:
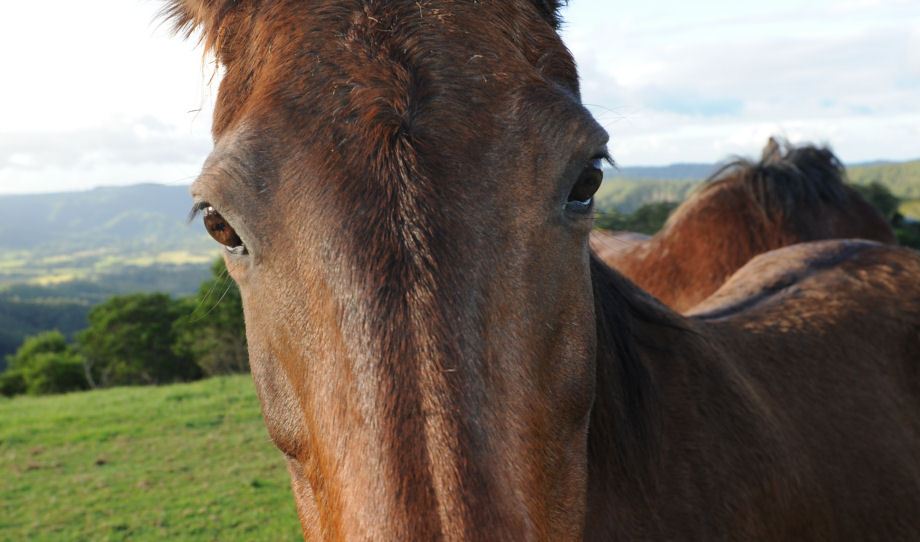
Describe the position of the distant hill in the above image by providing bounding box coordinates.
[0,184,217,286]
[848,161,920,200]
[0,183,210,253]
[0,184,219,360]
[609,163,720,181]
[599,159,920,214]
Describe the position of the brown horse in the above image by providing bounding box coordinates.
[167,1,920,539]
[591,139,897,311]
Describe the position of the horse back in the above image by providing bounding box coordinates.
[679,240,920,539]
[690,239,920,328]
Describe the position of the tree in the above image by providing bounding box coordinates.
[595,201,678,235]
[850,182,920,250]
[78,294,202,388]
[853,182,901,221]
[20,351,87,395]
[895,222,920,250]
[173,259,248,376]
[1,331,88,396]
[7,330,69,368]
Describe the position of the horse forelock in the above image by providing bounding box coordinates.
[163,0,569,60]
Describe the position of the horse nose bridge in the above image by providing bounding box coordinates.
[345,279,543,538]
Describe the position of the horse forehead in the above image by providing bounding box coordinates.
[212,1,576,139]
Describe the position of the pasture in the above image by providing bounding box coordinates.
[901,199,920,220]
[0,376,301,541]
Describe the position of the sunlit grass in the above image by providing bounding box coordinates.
[0,258,27,270]
[0,375,302,541]
[900,199,920,220]
[30,272,85,286]
[92,250,217,271]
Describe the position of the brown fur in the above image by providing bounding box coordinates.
[166,1,920,540]
[592,140,897,311]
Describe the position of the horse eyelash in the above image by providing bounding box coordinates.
[597,150,614,167]
[187,201,211,224]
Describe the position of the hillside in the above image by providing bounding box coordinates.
[598,159,920,215]
[0,184,217,286]
[0,184,219,360]
[848,160,920,200]
[0,375,301,541]
[0,184,207,253]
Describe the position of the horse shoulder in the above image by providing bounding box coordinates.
[658,240,920,537]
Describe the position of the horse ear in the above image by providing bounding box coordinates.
[532,0,567,29]
[761,136,785,164]
[162,0,251,59]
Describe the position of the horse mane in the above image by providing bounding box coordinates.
[532,0,567,28]
[589,254,685,477]
[699,138,850,220]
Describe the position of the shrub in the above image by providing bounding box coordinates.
[595,201,678,235]
[78,294,202,387]
[1,331,88,396]
[20,351,88,395]
[0,370,26,397]
[853,182,901,221]
[895,220,920,250]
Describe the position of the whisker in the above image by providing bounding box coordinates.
[188,265,231,319]
[190,281,234,323]
[590,231,642,250]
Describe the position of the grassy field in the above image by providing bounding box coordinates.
[0,249,217,287]
[901,199,920,221]
[0,376,302,541]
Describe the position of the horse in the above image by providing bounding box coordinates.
[166,1,920,539]
[591,138,897,311]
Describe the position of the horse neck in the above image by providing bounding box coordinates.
[586,255,681,481]
[632,186,783,310]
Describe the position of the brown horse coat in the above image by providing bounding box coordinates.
[165,1,920,539]
[592,141,896,311]
[588,240,920,539]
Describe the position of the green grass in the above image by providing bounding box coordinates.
[0,376,302,541]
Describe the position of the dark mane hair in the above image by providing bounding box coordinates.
[701,138,850,219]
[588,254,686,477]
[532,0,567,28]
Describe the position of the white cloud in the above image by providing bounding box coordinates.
[0,117,210,194]
[563,1,920,165]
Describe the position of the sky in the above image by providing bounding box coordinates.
[0,0,917,194]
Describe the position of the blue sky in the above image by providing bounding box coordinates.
[0,0,917,194]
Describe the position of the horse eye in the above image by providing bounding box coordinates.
[566,160,604,211]
[203,206,247,253]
